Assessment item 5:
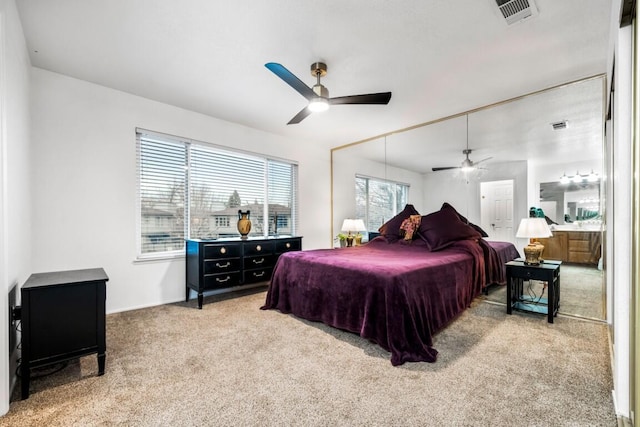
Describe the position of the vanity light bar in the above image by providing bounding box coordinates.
[560,170,599,184]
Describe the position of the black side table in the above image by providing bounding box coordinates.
[506,260,561,323]
[20,268,108,399]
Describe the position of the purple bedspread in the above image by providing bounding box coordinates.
[261,238,518,365]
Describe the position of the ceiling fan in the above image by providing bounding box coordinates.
[265,62,392,125]
[432,115,492,172]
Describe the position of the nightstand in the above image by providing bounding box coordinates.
[506,260,561,323]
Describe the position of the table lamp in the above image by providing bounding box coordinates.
[515,217,552,265]
[341,219,367,247]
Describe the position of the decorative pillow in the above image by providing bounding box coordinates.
[440,202,489,237]
[417,208,482,251]
[399,214,422,240]
[378,204,420,241]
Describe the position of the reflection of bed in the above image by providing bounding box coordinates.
[261,236,519,365]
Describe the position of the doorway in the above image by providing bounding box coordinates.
[480,179,514,245]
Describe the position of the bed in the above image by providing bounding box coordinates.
[261,203,520,365]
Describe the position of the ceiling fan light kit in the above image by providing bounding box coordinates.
[308,97,329,112]
[265,61,392,124]
[432,115,492,173]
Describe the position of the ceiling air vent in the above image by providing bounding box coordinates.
[551,120,568,130]
[495,0,538,25]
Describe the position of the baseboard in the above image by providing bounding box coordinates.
[107,282,269,314]
[617,414,633,427]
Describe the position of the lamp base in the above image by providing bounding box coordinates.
[345,235,354,247]
[523,242,545,265]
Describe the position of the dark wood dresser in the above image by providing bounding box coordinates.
[186,236,302,308]
[20,268,108,399]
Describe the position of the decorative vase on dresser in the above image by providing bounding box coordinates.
[237,210,252,239]
[185,236,302,309]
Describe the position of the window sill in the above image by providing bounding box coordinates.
[133,252,185,264]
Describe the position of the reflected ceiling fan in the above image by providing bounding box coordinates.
[265,62,392,124]
[432,115,492,172]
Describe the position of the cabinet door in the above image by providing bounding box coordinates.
[538,233,567,261]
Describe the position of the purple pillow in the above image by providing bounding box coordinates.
[378,204,420,241]
[440,202,489,237]
[417,208,482,251]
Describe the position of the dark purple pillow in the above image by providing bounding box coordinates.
[378,204,420,241]
[440,202,489,237]
[417,208,482,251]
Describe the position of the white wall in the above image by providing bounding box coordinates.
[0,0,32,415]
[30,68,331,314]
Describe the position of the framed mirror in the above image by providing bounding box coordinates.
[331,75,605,320]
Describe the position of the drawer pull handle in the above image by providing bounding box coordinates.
[256,245,262,252]
[216,261,231,268]
[216,276,231,283]
[286,242,291,248]
[253,258,265,265]
[220,247,227,254]
[253,271,265,278]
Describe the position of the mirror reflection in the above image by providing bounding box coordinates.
[331,75,605,320]
[540,180,601,226]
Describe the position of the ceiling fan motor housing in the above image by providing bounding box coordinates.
[310,62,327,77]
[313,84,329,98]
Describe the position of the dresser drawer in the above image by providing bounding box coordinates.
[244,254,274,270]
[243,241,275,256]
[244,267,273,284]
[276,238,301,253]
[203,243,241,259]
[568,239,590,252]
[507,265,556,281]
[203,272,242,289]
[203,258,242,274]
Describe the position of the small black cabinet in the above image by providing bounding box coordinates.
[186,236,302,309]
[20,268,108,399]
[506,260,561,323]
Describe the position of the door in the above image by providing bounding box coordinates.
[480,180,514,244]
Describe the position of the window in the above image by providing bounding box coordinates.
[214,216,230,227]
[137,130,298,256]
[355,175,409,231]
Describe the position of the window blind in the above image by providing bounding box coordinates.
[355,175,409,231]
[138,135,187,254]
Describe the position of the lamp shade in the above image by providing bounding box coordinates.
[515,217,552,239]
[341,219,366,233]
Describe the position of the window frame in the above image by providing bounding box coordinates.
[136,128,299,260]
[355,174,410,231]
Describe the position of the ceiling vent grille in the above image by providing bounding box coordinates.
[495,0,538,25]
[551,120,568,130]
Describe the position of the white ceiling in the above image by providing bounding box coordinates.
[16,0,612,162]
[338,75,605,173]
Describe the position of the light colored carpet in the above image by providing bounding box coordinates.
[483,264,604,320]
[2,288,616,426]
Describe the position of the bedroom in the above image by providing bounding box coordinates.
[0,0,637,425]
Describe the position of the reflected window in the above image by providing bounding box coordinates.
[355,175,409,231]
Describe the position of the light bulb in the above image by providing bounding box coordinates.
[308,98,329,112]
